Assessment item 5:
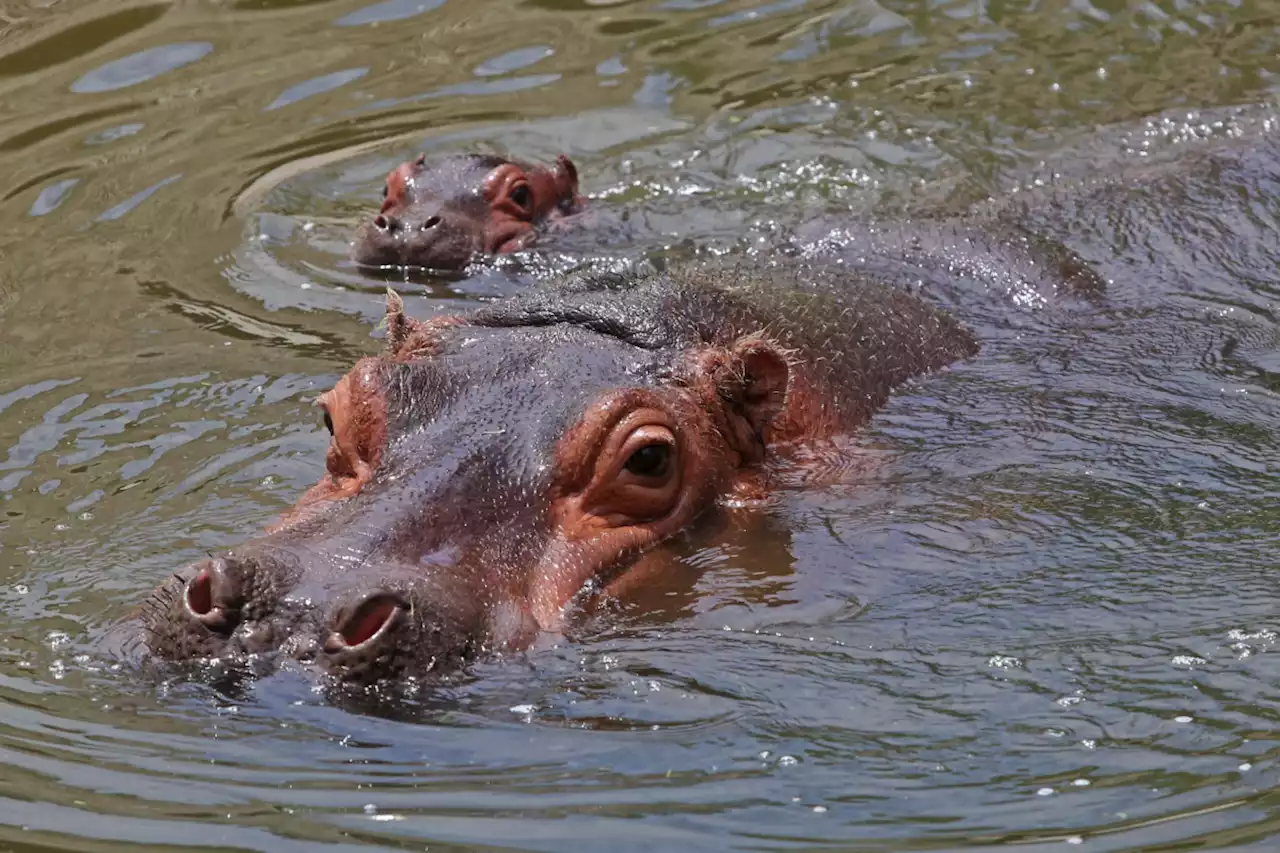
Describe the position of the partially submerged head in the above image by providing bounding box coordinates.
[143,264,976,685]
[351,152,583,271]
[145,281,793,684]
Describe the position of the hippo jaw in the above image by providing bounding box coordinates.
[351,153,582,271]
[143,312,790,685]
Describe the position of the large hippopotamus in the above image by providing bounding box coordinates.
[351,152,584,270]
[143,263,978,683]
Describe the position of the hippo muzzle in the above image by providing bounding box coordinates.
[353,197,489,270]
[147,538,514,682]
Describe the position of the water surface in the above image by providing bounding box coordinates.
[0,0,1277,849]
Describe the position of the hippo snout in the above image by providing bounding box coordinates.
[145,545,506,683]
[353,203,482,270]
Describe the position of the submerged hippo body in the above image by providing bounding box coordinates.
[351,152,583,270]
[144,264,977,682]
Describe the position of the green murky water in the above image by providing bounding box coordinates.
[0,0,1277,849]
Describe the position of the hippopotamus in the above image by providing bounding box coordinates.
[142,263,977,683]
[350,152,584,270]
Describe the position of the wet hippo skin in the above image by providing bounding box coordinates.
[351,153,584,270]
[142,263,978,683]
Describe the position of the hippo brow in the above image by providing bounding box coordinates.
[465,154,511,170]
[468,305,670,350]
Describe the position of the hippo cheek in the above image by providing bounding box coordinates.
[526,529,679,630]
[524,400,732,630]
[521,340,794,629]
[487,221,536,255]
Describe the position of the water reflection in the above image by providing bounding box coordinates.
[71,42,215,94]
[335,0,447,27]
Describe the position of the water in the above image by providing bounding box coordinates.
[0,0,1277,849]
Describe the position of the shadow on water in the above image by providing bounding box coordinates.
[0,0,1278,849]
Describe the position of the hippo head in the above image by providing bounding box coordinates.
[351,153,583,271]
[143,283,790,684]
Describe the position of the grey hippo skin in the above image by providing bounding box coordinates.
[142,262,978,684]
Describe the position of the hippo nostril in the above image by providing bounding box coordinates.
[185,568,213,616]
[333,593,406,649]
[420,215,441,231]
[184,562,240,634]
[374,214,401,234]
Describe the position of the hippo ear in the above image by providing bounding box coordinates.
[380,289,469,361]
[726,335,790,436]
[382,288,419,356]
[554,155,580,196]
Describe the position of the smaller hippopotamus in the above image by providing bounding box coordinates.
[351,152,584,270]
[143,263,977,684]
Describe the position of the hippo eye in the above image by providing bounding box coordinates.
[623,443,671,479]
[323,411,334,436]
[510,183,532,210]
[380,184,388,200]
[581,418,680,523]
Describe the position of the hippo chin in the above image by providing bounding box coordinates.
[351,152,583,271]
[142,264,977,683]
